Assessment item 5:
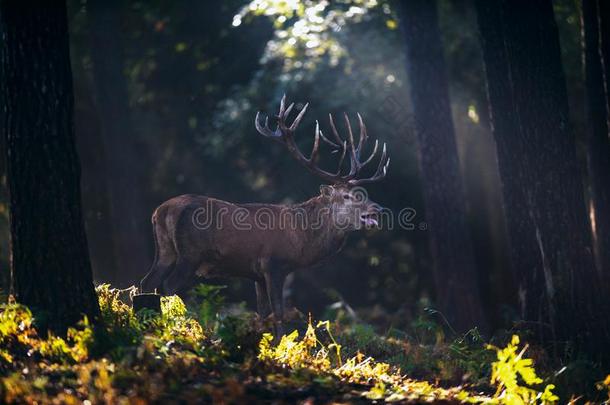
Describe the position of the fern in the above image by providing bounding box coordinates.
[488,335,558,404]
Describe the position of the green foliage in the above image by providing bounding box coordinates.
[190,284,226,330]
[0,301,36,364]
[235,0,395,73]
[333,314,496,388]
[0,299,94,366]
[0,288,602,403]
[488,335,558,404]
[448,328,495,385]
[38,318,94,363]
[0,285,207,372]
[94,284,205,357]
[258,317,481,402]
[156,294,205,345]
[216,308,262,359]
[257,320,566,404]
[0,286,219,403]
[94,284,142,357]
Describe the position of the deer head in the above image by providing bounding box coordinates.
[255,95,390,229]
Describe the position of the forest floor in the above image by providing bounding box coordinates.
[0,285,608,404]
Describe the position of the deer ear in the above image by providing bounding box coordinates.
[320,185,333,196]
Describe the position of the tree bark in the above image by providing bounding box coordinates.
[582,0,610,278]
[88,0,151,286]
[599,0,610,115]
[397,0,487,333]
[475,0,609,355]
[0,1,100,332]
[474,0,546,337]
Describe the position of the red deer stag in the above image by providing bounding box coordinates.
[140,96,390,336]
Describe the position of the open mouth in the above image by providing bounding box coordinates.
[360,213,379,227]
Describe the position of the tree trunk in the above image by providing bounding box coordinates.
[475,0,609,355]
[582,0,610,278]
[474,0,546,337]
[599,0,610,115]
[88,0,151,286]
[397,0,487,333]
[0,0,100,332]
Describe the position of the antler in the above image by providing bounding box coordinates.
[255,95,390,186]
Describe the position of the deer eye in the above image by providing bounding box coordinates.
[343,194,351,200]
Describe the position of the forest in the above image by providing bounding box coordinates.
[0,0,610,403]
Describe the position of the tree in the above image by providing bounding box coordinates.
[582,0,610,277]
[88,0,151,286]
[475,0,609,354]
[473,0,543,337]
[397,0,487,332]
[0,1,100,332]
[600,0,610,113]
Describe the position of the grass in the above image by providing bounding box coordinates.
[0,284,608,404]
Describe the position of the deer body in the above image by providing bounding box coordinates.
[140,96,389,336]
[142,193,349,290]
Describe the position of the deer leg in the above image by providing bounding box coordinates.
[162,258,197,296]
[255,280,271,318]
[140,262,174,294]
[173,270,201,302]
[140,217,176,293]
[264,270,286,338]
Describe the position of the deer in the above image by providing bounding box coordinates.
[139,96,390,336]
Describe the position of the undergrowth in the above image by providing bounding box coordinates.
[257,319,559,404]
[0,284,607,404]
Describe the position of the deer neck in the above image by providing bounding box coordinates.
[297,196,348,258]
